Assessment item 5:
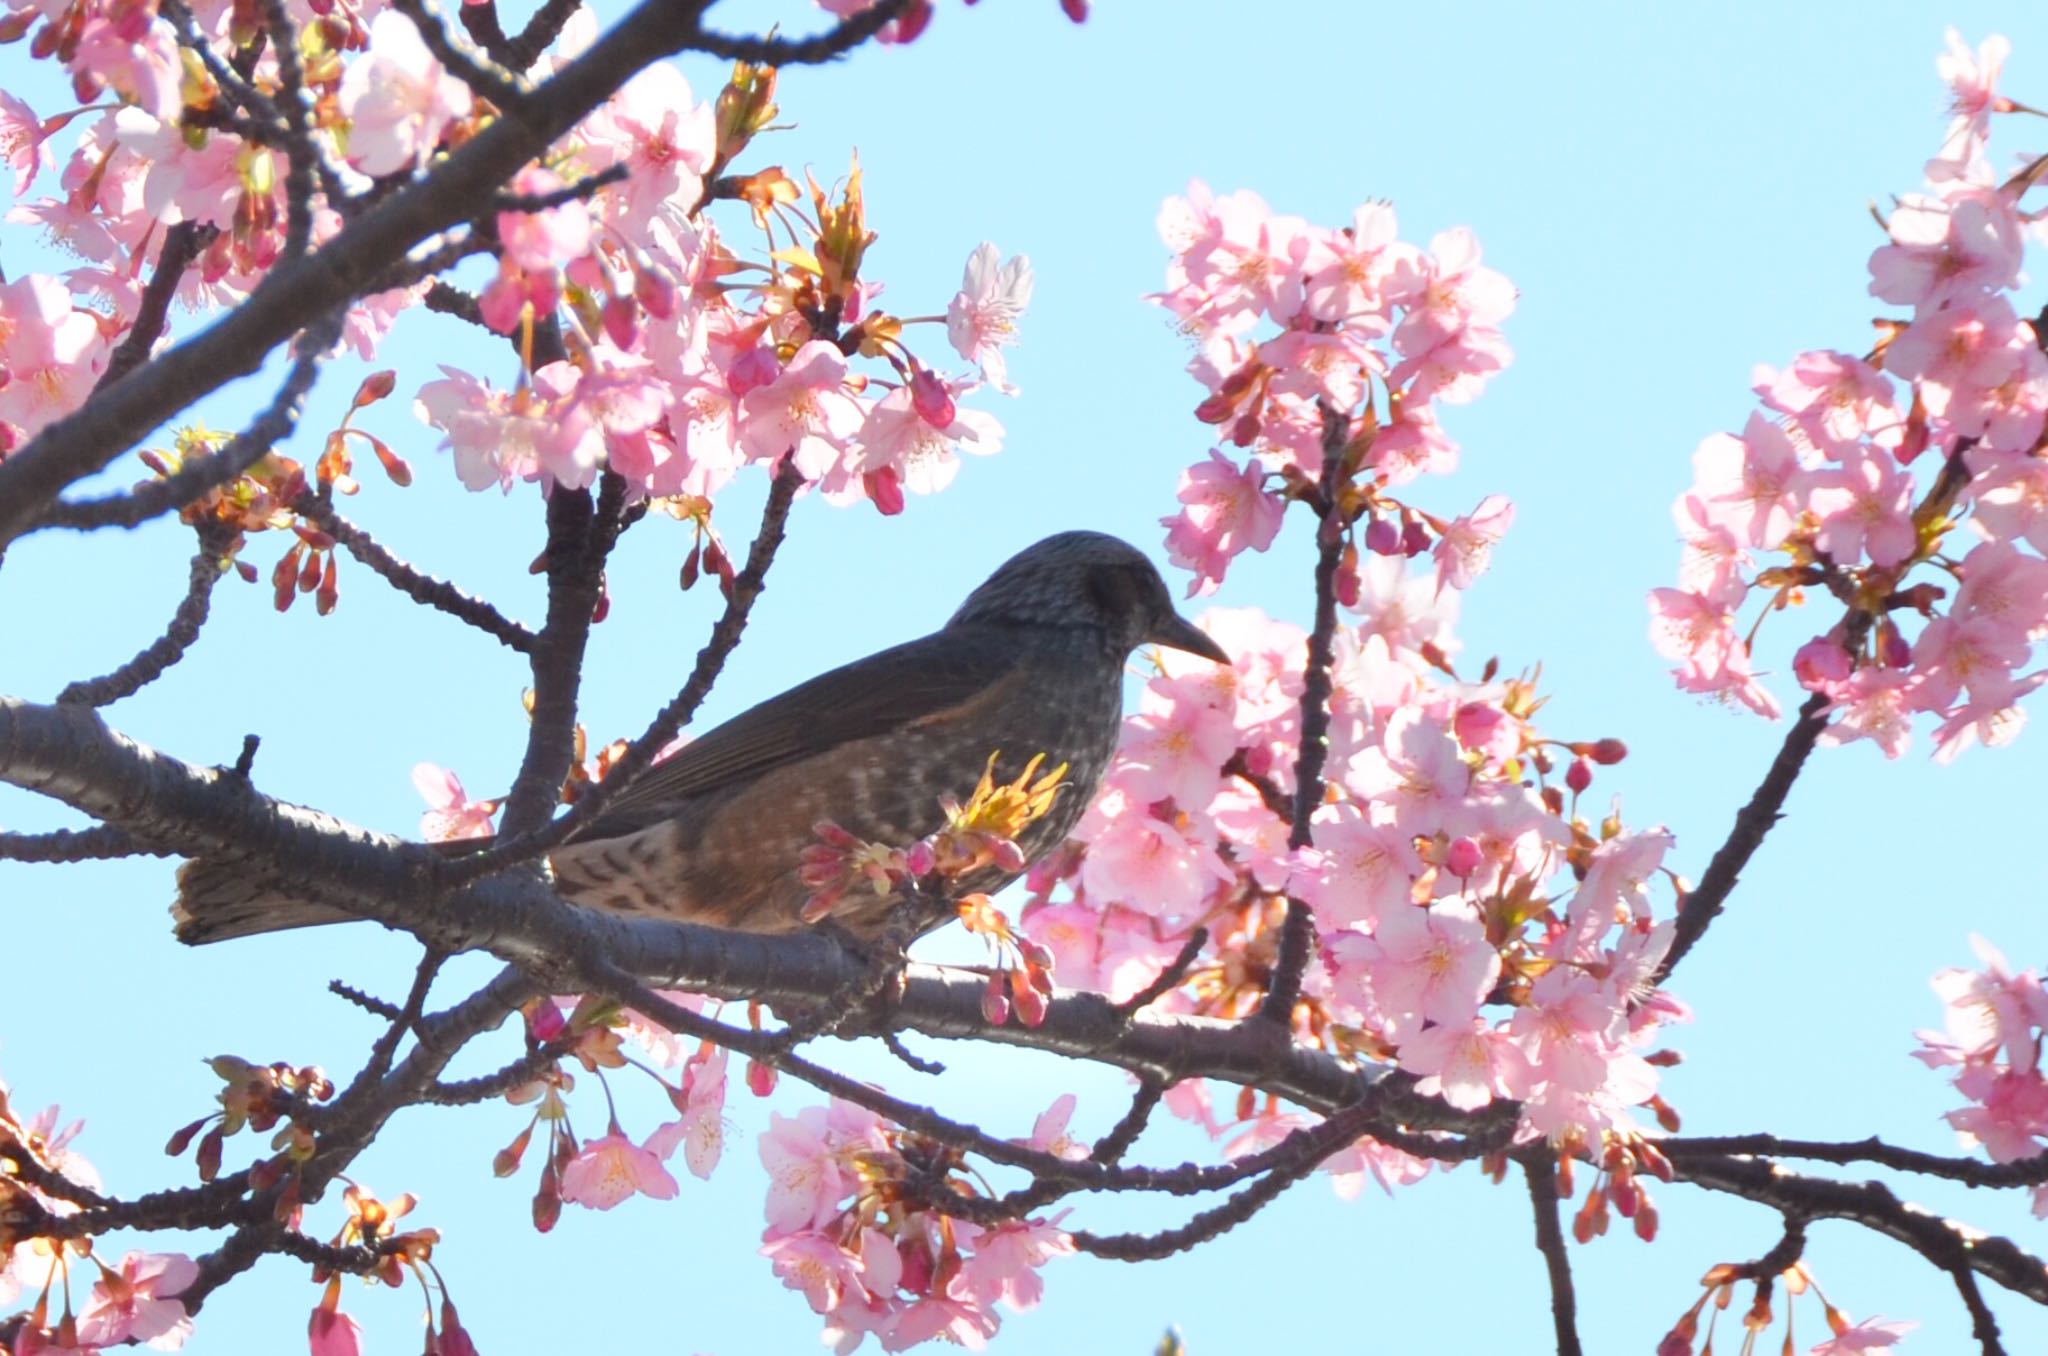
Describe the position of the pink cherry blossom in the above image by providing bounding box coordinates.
[1161,449,1285,595]
[738,341,865,481]
[1689,413,1804,549]
[1867,189,2024,314]
[1294,801,1418,929]
[0,91,50,197]
[1301,201,1405,323]
[496,166,594,272]
[1810,1316,1916,1354]
[411,763,499,842]
[1817,668,1917,758]
[762,1228,871,1316]
[1021,1093,1088,1162]
[1432,493,1514,592]
[946,243,1032,393]
[559,1128,680,1209]
[1807,449,1917,568]
[954,1216,1072,1311]
[337,11,474,177]
[855,383,1003,499]
[582,63,715,233]
[1885,296,2030,426]
[0,273,109,438]
[308,1305,363,1356]
[1396,1019,1534,1111]
[1077,790,1228,919]
[1181,189,1308,327]
[648,1045,727,1180]
[1353,899,1502,1029]
[1754,350,1901,455]
[1111,694,1237,809]
[760,1107,851,1233]
[76,1250,196,1350]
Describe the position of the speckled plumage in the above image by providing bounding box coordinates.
[173,532,1229,945]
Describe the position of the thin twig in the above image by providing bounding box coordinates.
[493,163,629,213]
[1662,1135,2048,1189]
[39,310,343,533]
[1089,1076,1165,1166]
[56,540,227,706]
[1952,1259,2010,1356]
[1221,749,1290,818]
[1116,928,1208,1016]
[1519,1149,1583,1356]
[447,460,802,876]
[387,0,529,109]
[1261,401,1349,1022]
[256,0,318,258]
[0,825,172,862]
[95,224,217,393]
[293,493,536,652]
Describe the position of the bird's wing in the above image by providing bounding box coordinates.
[569,626,1026,840]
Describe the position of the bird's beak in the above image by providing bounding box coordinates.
[1148,612,1231,665]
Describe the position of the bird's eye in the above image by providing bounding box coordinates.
[1084,563,1147,618]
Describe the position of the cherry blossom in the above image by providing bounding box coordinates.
[946,243,1033,393]
[559,1127,681,1209]
[336,12,473,178]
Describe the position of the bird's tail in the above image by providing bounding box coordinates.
[170,858,358,945]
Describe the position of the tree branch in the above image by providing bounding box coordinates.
[55,538,227,706]
[292,493,536,653]
[36,310,344,534]
[1519,1149,1583,1356]
[0,0,905,545]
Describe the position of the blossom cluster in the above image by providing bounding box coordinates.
[1010,188,1683,1187]
[1914,936,2048,1215]
[1653,30,2048,760]
[3,1,1029,564]
[1151,183,1517,596]
[0,1074,197,1352]
[759,1098,1070,1353]
[1024,591,1684,1175]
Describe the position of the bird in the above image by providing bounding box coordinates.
[173,531,1231,945]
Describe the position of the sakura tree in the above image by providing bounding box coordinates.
[1,3,2046,1354]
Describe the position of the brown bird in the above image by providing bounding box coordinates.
[173,531,1229,945]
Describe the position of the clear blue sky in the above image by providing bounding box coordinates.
[4,2,2048,1352]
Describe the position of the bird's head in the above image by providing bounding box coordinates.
[948,531,1231,665]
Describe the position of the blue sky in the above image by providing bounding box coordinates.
[5,2,2048,1352]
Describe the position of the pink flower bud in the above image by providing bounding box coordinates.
[1452,701,1505,750]
[909,365,956,429]
[1792,637,1852,690]
[1364,517,1401,556]
[863,467,905,516]
[634,262,678,320]
[602,295,640,349]
[1444,836,1483,877]
[1565,756,1592,794]
[725,347,780,398]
